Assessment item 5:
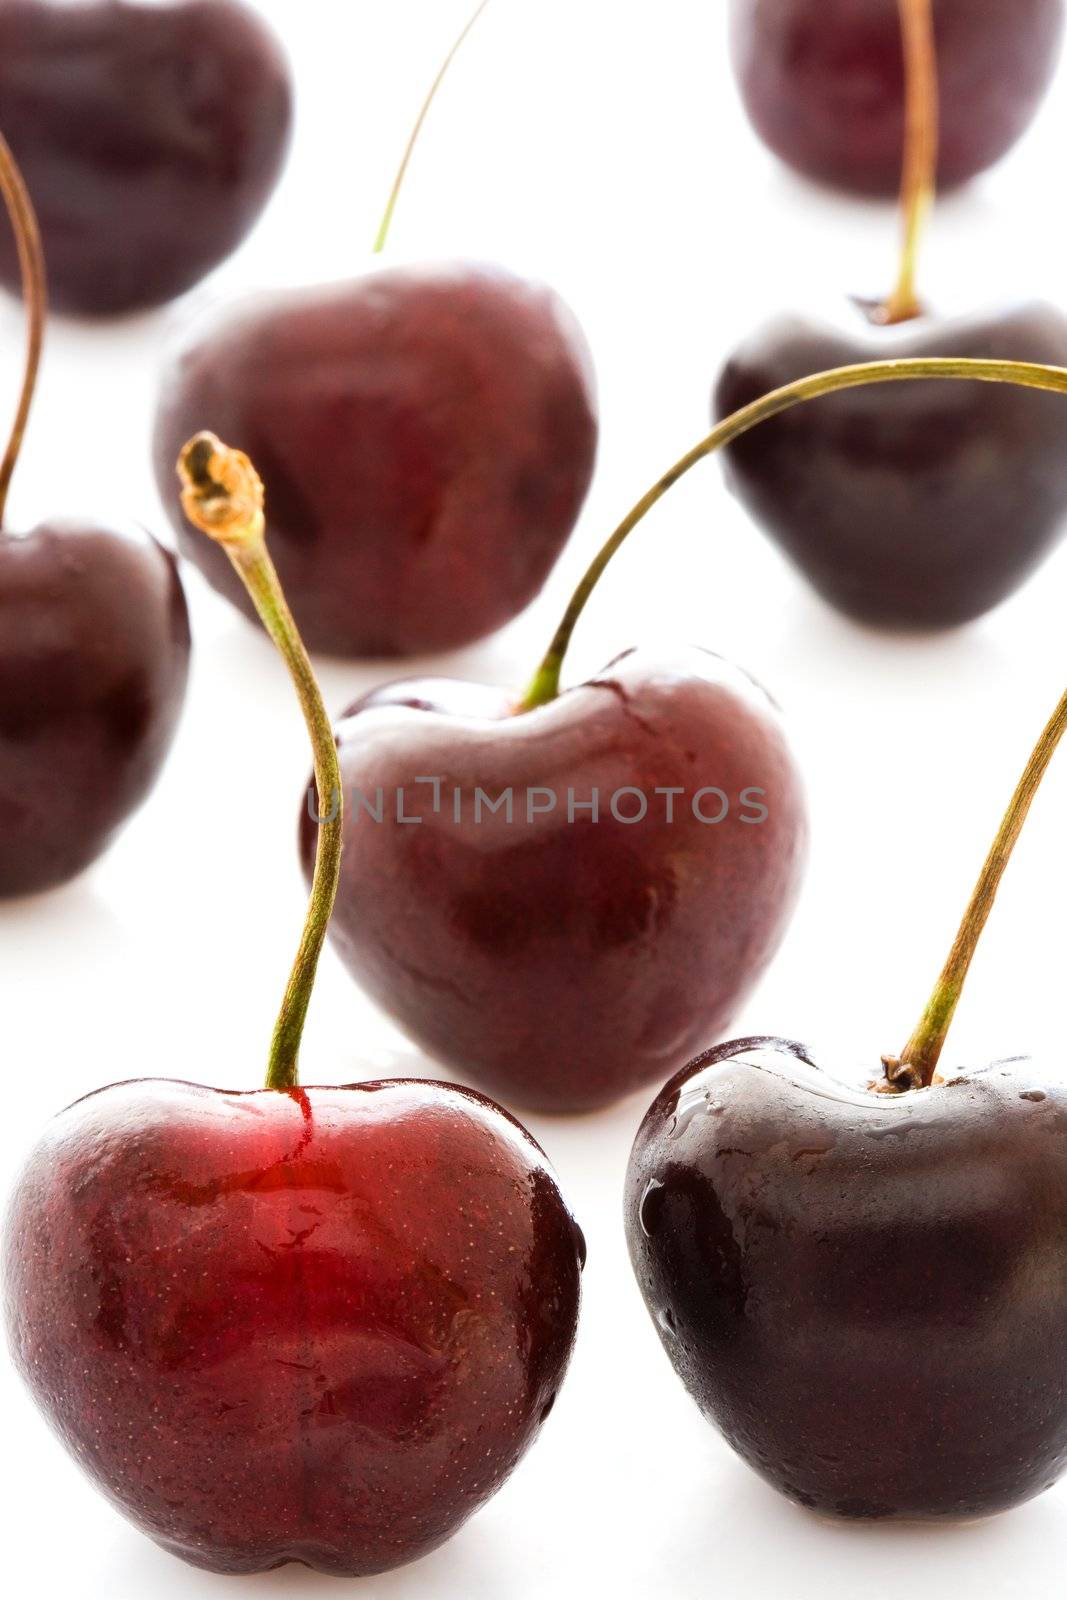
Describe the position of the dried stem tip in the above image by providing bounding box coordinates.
[178,431,265,545]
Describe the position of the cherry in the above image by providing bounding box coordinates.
[716,0,1067,629]
[627,1039,1067,1519]
[299,649,808,1115]
[153,264,597,657]
[729,0,1064,195]
[152,4,597,658]
[0,134,189,898]
[627,620,1067,1518]
[0,0,292,316]
[715,300,1067,627]
[3,434,584,1576]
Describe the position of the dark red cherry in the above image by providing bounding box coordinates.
[713,300,1067,628]
[298,647,808,1114]
[0,519,190,897]
[4,1076,584,1574]
[0,0,293,315]
[626,1037,1067,1518]
[729,0,1065,194]
[153,262,598,658]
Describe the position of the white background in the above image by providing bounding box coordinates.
[4,1,1067,1594]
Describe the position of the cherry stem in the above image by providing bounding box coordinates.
[876,0,938,326]
[884,690,1067,1092]
[0,131,46,528]
[177,433,343,1093]
[518,355,1067,712]
[373,0,492,254]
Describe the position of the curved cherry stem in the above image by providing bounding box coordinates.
[518,355,1067,711]
[373,0,492,253]
[177,433,343,1093]
[884,691,1067,1092]
[875,0,938,325]
[0,131,46,527]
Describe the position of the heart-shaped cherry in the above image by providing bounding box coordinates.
[0,0,293,315]
[152,4,597,658]
[299,647,808,1115]
[3,433,584,1577]
[729,0,1064,195]
[716,0,1067,629]
[627,639,1067,1518]
[715,300,1067,627]
[0,133,189,898]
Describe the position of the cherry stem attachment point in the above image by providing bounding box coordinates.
[876,0,938,326]
[884,689,1067,1092]
[177,433,343,1093]
[373,0,492,254]
[518,355,1067,713]
[0,131,46,528]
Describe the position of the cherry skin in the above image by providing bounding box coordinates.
[4,1076,584,1575]
[729,0,1065,195]
[626,1037,1067,1519]
[0,520,190,897]
[0,0,293,315]
[298,647,808,1114]
[153,263,598,658]
[714,301,1067,628]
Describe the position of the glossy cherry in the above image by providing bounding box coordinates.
[153,262,598,657]
[627,645,1067,1518]
[299,648,808,1114]
[3,433,584,1576]
[626,1038,1067,1518]
[6,1075,583,1574]
[715,300,1067,627]
[729,0,1064,195]
[0,0,293,315]
[718,0,1067,629]
[0,134,189,898]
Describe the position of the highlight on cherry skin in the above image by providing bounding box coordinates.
[729,0,1065,196]
[1,434,585,1578]
[299,649,809,1116]
[0,0,294,315]
[0,131,190,899]
[626,1039,1067,1520]
[718,0,1067,631]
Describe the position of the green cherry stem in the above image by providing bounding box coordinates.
[177,433,343,1093]
[876,0,938,326]
[518,355,1067,712]
[373,0,492,254]
[0,130,47,528]
[884,689,1067,1092]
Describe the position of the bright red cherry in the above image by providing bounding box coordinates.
[3,433,583,1577]
[6,1075,583,1574]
